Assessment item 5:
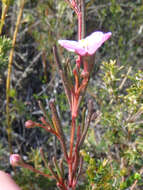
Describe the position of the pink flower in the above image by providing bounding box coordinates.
[58,31,112,56]
[10,154,22,166]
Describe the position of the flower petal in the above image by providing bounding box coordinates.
[58,31,111,56]
[58,40,83,52]
[86,31,112,55]
[75,48,87,56]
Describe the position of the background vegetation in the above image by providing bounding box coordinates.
[0,0,143,189]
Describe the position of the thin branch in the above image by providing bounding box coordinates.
[40,147,49,168]
[21,162,53,179]
[48,163,59,181]
[119,66,132,90]
[65,0,79,15]
[52,156,63,179]
[78,100,93,149]
[73,156,83,188]
[38,100,52,126]
[0,3,9,35]
[6,0,25,153]
[53,45,72,108]
[81,0,85,38]
[50,101,68,161]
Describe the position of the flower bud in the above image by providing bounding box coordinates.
[25,120,35,128]
[10,154,22,166]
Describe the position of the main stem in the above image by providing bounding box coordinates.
[78,12,82,40]
[69,118,76,159]
[69,2,83,158]
[68,3,84,188]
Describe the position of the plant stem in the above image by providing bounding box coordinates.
[6,0,25,153]
[69,118,76,159]
[0,3,9,35]
[81,0,85,38]
[68,117,76,187]
[21,162,53,179]
[78,12,82,41]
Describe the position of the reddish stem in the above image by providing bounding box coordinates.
[58,182,68,190]
[78,12,82,40]
[34,122,60,137]
[76,56,81,68]
[69,118,76,159]
[83,59,89,73]
[68,117,76,186]
[64,1,84,189]
[71,93,79,118]
[73,69,79,93]
[69,125,81,186]
[74,125,81,153]
[68,4,83,187]
[65,0,79,15]
[21,163,53,179]
[77,12,82,67]
[58,136,69,162]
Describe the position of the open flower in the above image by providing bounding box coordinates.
[58,31,112,56]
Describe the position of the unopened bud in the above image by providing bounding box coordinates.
[25,120,35,128]
[10,154,22,166]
